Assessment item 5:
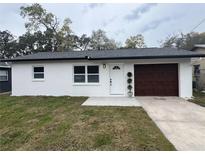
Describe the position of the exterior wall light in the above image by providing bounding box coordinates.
[85,56,91,60]
[103,64,106,69]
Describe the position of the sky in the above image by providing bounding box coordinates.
[0,3,205,47]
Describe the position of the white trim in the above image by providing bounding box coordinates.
[73,64,100,84]
[0,62,11,68]
[109,63,125,95]
[73,83,101,86]
[32,65,45,81]
[0,66,11,68]
[178,63,181,97]
[32,79,45,82]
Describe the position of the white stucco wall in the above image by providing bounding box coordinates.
[11,58,192,98]
[12,61,110,97]
[179,61,193,98]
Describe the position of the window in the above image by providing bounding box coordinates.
[113,66,120,70]
[0,70,8,81]
[74,66,85,83]
[87,66,99,83]
[74,65,99,83]
[33,66,44,79]
[194,65,200,77]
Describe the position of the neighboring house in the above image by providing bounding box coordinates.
[2,48,205,99]
[0,62,12,93]
[191,44,205,91]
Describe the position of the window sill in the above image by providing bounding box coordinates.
[32,79,45,82]
[73,83,101,86]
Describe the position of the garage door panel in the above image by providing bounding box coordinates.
[134,64,178,96]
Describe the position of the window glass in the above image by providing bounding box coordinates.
[87,66,99,74]
[194,65,200,76]
[74,75,85,83]
[33,66,44,79]
[34,73,44,79]
[113,66,120,70]
[34,67,44,72]
[0,70,8,81]
[74,66,85,74]
[88,75,99,83]
[73,65,99,83]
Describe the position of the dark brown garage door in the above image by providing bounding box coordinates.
[134,64,178,96]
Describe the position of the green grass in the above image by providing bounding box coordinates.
[0,95,175,151]
[189,91,205,107]
[94,133,112,147]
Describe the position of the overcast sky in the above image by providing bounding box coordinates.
[0,3,205,47]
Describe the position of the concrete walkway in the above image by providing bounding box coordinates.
[82,97,141,107]
[138,97,205,151]
[0,92,11,95]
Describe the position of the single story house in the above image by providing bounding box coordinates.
[0,62,12,93]
[191,44,205,91]
[2,48,205,99]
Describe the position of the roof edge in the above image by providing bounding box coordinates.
[1,54,205,62]
[0,65,11,68]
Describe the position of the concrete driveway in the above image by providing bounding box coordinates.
[138,97,205,151]
[82,97,141,107]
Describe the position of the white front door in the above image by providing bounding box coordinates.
[109,64,124,95]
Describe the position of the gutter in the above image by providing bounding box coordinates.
[89,54,205,60]
[1,54,205,62]
[0,66,11,68]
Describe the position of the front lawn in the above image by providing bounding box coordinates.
[190,91,205,107]
[0,95,175,151]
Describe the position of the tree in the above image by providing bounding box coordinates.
[72,34,91,51]
[160,35,177,48]
[125,34,146,48]
[90,29,117,50]
[0,30,17,59]
[20,3,73,51]
[161,32,205,50]
[18,31,52,55]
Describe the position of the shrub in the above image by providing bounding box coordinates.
[127,72,132,77]
[127,78,132,84]
[127,85,132,90]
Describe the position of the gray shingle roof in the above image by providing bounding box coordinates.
[1,48,205,62]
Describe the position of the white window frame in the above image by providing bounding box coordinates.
[87,65,100,83]
[73,65,86,83]
[73,65,100,84]
[33,66,45,81]
[0,70,8,81]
